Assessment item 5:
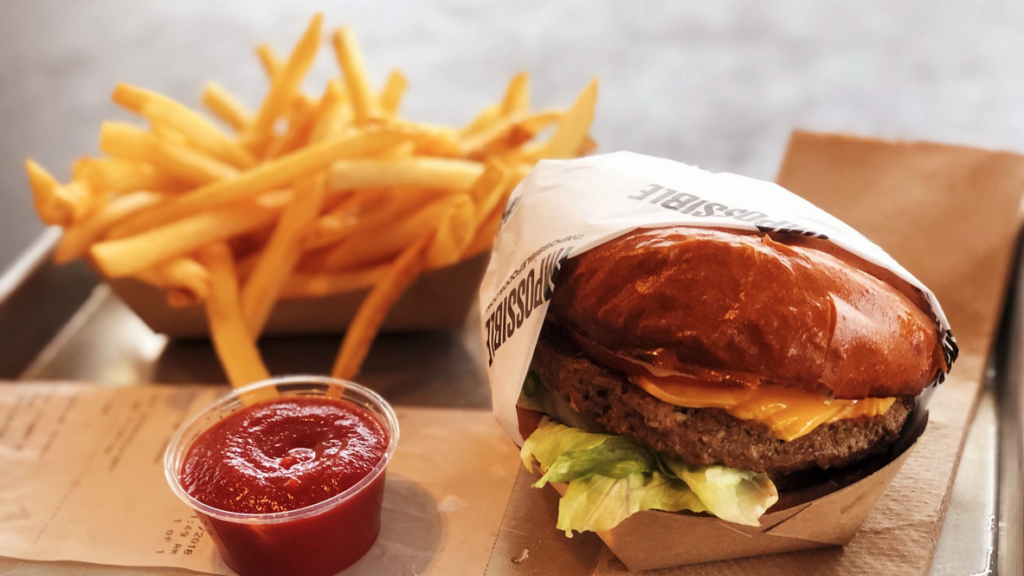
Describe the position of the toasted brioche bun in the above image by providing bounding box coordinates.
[549,227,946,399]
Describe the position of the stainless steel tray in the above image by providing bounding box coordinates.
[0,232,1018,576]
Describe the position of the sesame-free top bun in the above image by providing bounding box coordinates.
[549,227,947,400]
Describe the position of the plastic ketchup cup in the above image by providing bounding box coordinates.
[164,376,399,576]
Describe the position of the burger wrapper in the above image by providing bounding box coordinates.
[480,136,1024,573]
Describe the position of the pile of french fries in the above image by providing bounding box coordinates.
[24,14,597,387]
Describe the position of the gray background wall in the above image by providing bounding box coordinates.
[3,0,1023,274]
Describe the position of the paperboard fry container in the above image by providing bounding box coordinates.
[479,151,956,571]
[105,252,489,338]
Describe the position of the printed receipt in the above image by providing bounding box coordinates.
[0,383,231,574]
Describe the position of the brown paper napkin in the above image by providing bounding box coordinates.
[584,131,1024,575]
[0,383,520,576]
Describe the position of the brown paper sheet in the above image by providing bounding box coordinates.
[490,131,1024,575]
[0,383,520,576]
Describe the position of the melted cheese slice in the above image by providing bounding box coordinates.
[632,375,896,442]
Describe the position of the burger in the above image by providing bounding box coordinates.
[516,226,950,535]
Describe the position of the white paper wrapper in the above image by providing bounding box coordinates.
[480,151,957,444]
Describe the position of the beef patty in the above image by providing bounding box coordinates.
[530,324,914,476]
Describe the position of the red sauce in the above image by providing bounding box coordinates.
[180,396,390,576]
[182,396,387,513]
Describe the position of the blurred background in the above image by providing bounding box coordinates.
[3,0,1024,275]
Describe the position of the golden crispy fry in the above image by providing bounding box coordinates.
[202,81,254,131]
[199,243,271,388]
[501,72,530,115]
[308,79,350,144]
[55,190,166,263]
[248,14,323,154]
[463,197,508,258]
[329,157,484,194]
[265,79,349,157]
[380,70,408,116]
[114,83,257,168]
[256,43,318,119]
[309,195,455,271]
[242,174,327,336]
[426,194,476,269]
[24,161,93,226]
[99,122,239,185]
[23,17,601,387]
[72,157,182,194]
[92,192,289,277]
[405,123,462,157]
[115,128,410,237]
[331,232,432,379]
[332,27,383,123]
[459,111,560,158]
[545,78,598,159]
[280,265,387,300]
[150,121,189,145]
[305,187,436,250]
[134,256,210,306]
[460,103,501,137]
[263,109,317,160]
[256,43,284,78]
[468,160,512,225]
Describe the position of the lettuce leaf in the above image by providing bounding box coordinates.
[521,419,778,535]
[557,470,707,535]
[663,459,778,527]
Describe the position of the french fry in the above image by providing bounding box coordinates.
[309,195,456,271]
[280,265,387,300]
[23,17,601,386]
[263,108,317,160]
[256,43,318,119]
[113,83,258,168]
[405,123,462,157]
[248,14,323,154]
[202,81,254,132]
[265,79,348,158]
[134,256,210,306]
[92,192,289,277]
[464,198,507,258]
[99,122,239,185]
[150,121,190,145]
[426,194,476,268]
[544,78,598,159]
[24,160,92,226]
[305,187,436,250]
[115,128,410,237]
[332,27,383,123]
[468,160,511,225]
[55,190,166,263]
[459,111,559,158]
[256,43,285,78]
[72,157,182,194]
[330,157,484,194]
[308,79,350,144]
[460,103,501,137]
[501,72,530,115]
[199,243,271,388]
[331,232,433,379]
[380,70,408,116]
[242,174,327,336]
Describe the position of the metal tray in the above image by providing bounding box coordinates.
[0,232,1019,576]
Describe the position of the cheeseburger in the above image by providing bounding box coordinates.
[517,225,949,535]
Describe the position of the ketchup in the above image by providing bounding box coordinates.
[180,396,390,576]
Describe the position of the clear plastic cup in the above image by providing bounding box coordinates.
[164,376,399,576]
